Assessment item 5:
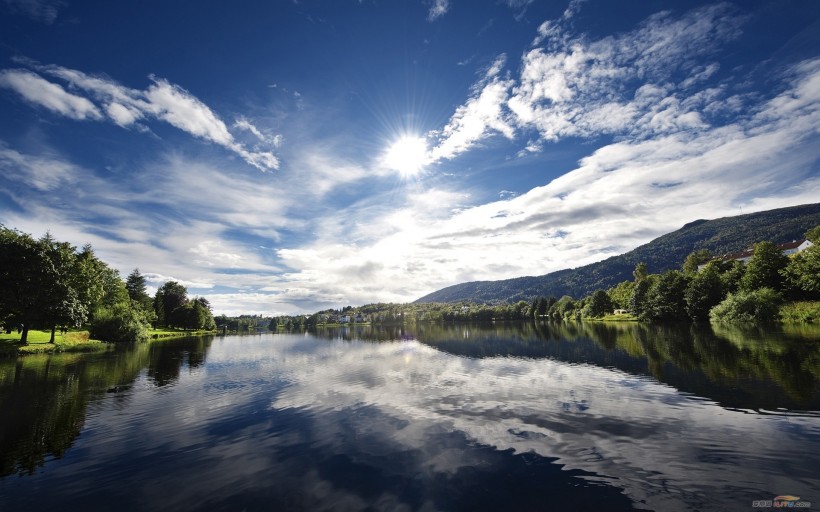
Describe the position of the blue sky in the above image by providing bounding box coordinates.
[1,0,819,315]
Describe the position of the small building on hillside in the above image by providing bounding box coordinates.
[699,239,814,270]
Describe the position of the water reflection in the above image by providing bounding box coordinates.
[314,321,820,411]
[0,324,818,512]
[0,336,213,477]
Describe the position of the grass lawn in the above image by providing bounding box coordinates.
[0,330,107,356]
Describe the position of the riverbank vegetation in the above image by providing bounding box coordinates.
[1,226,216,349]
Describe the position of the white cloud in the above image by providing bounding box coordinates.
[1,63,280,171]
[261,56,820,305]
[431,3,743,160]
[3,0,65,24]
[426,0,449,21]
[427,56,515,162]
[0,69,102,120]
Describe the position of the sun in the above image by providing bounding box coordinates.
[383,136,428,177]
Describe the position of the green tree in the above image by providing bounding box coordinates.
[607,281,635,309]
[805,225,820,244]
[154,281,188,327]
[126,268,153,310]
[644,270,691,321]
[629,279,651,317]
[37,234,90,342]
[682,249,712,274]
[740,241,788,292]
[633,262,649,282]
[684,263,724,321]
[709,288,782,323]
[584,290,613,318]
[781,244,820,299]
[718,260,745,294]
[89,302,150,342]
[0,229,73,343]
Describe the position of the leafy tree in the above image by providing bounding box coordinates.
[607,280,635,309]
[682,249,712,274]
[37,234,90,342]
[644,270,691,321]
[684,263,724,321]
[629,279,651,317]
[718,260,745,294]
[268,317,278,331]
[805,225,820,244]
[126,268,152,310]
[584,290,613,318]
[633,262,648,282]
[154,281,188,326]
[709,288,782,323]
[89,302,150,342]
[781,244,820,299]
[0,228,71,343]
[740,241,788,292]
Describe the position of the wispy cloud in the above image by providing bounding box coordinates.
[427,55,515,162]
[426,0,449,22]
[2,0,65,24]
[429,3,743,161]
[0,62,281,171]
[0,69,102,120]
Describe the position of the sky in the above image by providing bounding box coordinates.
[1,0,819,316]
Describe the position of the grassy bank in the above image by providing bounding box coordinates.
[149,327,217,340]
[0,330,107,356]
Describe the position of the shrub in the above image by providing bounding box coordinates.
[779,301,820,324]
[89,303,149,342]
[709,288,783,323]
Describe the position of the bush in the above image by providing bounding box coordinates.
[779,301,820,324]
[709,288,783,323]
[89,303,149,342]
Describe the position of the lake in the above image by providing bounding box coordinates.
[1,322,819,511]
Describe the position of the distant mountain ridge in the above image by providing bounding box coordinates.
[415,203,820,304]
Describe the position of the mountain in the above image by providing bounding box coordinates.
[415,203,820,304]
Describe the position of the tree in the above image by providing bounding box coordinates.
[154,281,188,327]
[89,302,150,342]
[38,234,89,342]
[805,225,820,244]
[126,268,152,310]
[781,244,820,298]
[607,281,635,309]
[0,228,79,344]
[684,263,724,321]
[718,260,745,294]
[584,290,613,318]
[644,270,690,321]
[709,288,782,323]
[682,249,712,274]
[629,279,651,317]
[740,242,788,292]
[633,262,649,282]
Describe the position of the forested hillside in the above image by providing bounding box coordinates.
[415,203,820,304]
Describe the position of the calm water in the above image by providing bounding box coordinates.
[1,322,819,511]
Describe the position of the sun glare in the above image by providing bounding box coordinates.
[384,136,428,177]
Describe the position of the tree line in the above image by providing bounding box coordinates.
[277,226,820,329]
[0,226,215,343]
[543,226,820,323]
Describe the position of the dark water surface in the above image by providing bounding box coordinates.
[1,322,819,511]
